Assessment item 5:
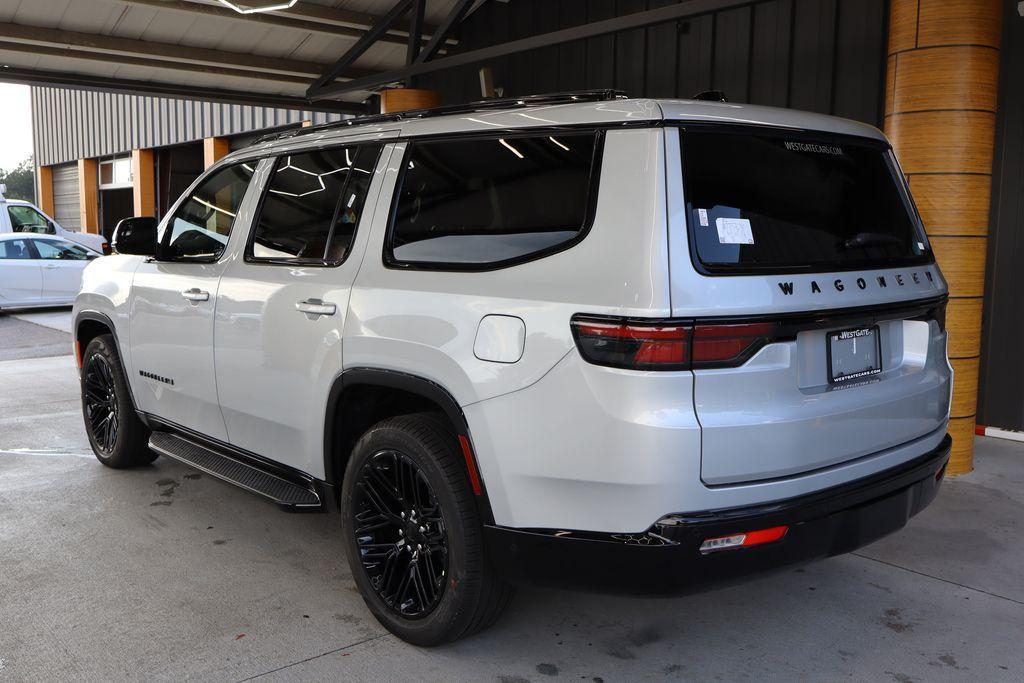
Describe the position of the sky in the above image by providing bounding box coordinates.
[0,83,33,172]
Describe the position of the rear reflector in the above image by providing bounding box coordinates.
[699,525,789,554]
[571,316,779,370]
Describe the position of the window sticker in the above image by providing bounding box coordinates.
[698,208,709,226]
[716,217,754,245]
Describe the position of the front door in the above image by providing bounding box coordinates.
[129,162,259,441]
[29,238,93,301]
[215,141,390,475]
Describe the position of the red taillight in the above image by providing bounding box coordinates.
[699,525,789,554]
[571,317,778,370]
[570,320,691,370]
[691,322,776,366]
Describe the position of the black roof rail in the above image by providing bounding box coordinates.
[250,90,627,146]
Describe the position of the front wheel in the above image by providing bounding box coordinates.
[340,414,513,646]
[81,334,155,468]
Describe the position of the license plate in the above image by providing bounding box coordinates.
[828,326,881,384]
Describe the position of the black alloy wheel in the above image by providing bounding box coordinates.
[352,449,449,618]
[83,353,119,453]
[80,334,155,468]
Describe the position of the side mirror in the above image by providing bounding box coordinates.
[112,216,158,256]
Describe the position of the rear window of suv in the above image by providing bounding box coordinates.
[681,128,931,274]
[387,132,600,270]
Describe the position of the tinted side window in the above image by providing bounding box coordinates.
[9,206,55,235]
[162,163,255,261]
[33,239,92,260]
[388,133,599,269]
[0,239,33,259]
[249,144,381,263]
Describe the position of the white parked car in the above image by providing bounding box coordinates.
[0,233,99,310]
[73,92,952,646]
[0,184,109,255]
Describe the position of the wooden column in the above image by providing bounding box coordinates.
[884,0,1002,474]
[203,137,229,170]
[36,165,55,216]
[380,88,441,113]
[77,158,99,235]
[131,148,155,217]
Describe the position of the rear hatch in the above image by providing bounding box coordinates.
[670,125,952,485]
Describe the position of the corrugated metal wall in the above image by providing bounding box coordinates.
[52,162,80,231]
[422,0,889,126]
[977,1,1024,432]
[31,87,348,167]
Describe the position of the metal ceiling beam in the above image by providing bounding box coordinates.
[0,66,362,112]
[118,0,452,48]
[307,0,416,93]
[0,40,310,85]
[309,0,757,100]
[0,21,376,80]
[412,0,473,64]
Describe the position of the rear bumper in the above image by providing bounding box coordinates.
[484,433,951,595]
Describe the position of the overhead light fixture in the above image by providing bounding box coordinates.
[217,0,299,14]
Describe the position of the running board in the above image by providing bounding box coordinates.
[148,431,323,510]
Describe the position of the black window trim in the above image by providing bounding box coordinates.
[157,160,262,265]
[382,128,607,273]
[673,122,936,277]
[243,143,384,268]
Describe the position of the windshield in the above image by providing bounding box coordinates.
[681,128,931,273]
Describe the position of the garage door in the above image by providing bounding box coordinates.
[52,163,80,232]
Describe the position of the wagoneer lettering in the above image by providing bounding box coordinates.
[73,93,952,646]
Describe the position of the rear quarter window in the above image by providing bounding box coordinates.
[386,132,601,270]
[681,128,932,274]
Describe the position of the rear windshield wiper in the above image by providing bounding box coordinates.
[841,232,902,250]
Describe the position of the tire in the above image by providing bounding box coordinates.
[80,334,156,468]
[341,413,514,646]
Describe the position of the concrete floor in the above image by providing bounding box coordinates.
[1,335,1023,681]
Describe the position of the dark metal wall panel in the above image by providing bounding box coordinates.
[424,0,887,126]
[51,162,80,232]
[31,86,348,167]
[977,2,1024,431]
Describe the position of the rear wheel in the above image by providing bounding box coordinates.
[340,413,513,645]
[81,334,155,468]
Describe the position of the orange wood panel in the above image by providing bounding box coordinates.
[380,88,441,113]
[887,0,919,53]
[131,149,155,218]
[928,236,988,298]
[885,111,995,174]
[945,297,983,359]
[950,357,980,418]
[77,158,99,234]
[908,174,991,235]
[890,46,999,114]
[36,165,55,216]
[917,0,1002,49]
[204,137,230,170]
[885,56,896,115]
[946,416,975,475]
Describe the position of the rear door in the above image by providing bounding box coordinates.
[214,139,390,474]
[666,126,952,485]
[0,238,42,305]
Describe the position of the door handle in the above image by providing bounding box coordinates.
[181,288,210,303]
[43,264,59,270]
[296,298,337,318]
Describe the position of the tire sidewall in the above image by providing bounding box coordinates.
[341,420,475,646]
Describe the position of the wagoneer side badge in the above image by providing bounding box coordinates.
[778,270,934,295]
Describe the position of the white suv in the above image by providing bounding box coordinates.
[1,188,109,255]
[73,92,952,645]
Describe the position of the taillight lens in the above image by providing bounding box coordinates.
[571,316,779,370]
[571,319,691,370]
